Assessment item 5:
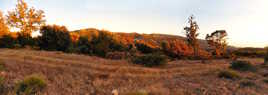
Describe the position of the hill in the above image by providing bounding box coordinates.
[72,28,236,51]
[0,49,267,95]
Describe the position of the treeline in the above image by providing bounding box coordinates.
[0,0,235,63]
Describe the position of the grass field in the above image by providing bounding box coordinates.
[0,49,267,95]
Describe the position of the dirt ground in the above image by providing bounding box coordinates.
[0,49,267,95]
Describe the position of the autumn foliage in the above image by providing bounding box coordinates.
[0,0,234,61]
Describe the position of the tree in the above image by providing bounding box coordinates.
[76,36,92,54]
[184,15,199,57]
[206,30,228,57]
[0,35,16,48]
[6,0,45,36]
[39,25,71,52]
[0,11,9,37]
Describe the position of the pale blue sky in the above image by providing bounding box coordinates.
[1,0,268,47]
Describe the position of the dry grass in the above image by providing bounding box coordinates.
[0,49,267,95]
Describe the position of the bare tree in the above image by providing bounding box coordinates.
[6,0,45,36]
[206,30,228,57]
[0,11,9,37]
[184,15,200,57]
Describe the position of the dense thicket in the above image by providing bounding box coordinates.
[38,25,71,52]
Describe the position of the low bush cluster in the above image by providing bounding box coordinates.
[218,69,240,80]
[131,53,168,67]
[265,47,268,64]
[106,52,129,60]
[239,80,256,88]
[230,60,256,72]
[0,35,16,48]
[16,75,47,95]
[38,25,72,52]
[0,61,5,71]
[0,76,4,93]
[135,42,156,54]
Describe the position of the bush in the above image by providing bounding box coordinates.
[90,30,127,57]
[0,34,16,48]
[263,79,268,84]
[265,47,268,64]
[135,43,155,54]
[230,60,256,72]
[106,52,129,60]
[17,33,37,48]
[39,25,72,52]
[0,76,4,93]
[16,75,46,95]
[125,90,148,95]
[76,36,92,54]
[240,80,256,88]
[131,54,168,67]
[218,70,240,80]
[160,40,193,59]
[0,61,5,71]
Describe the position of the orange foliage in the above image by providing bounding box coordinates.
[70,32,80,43]
[162,40,193,58]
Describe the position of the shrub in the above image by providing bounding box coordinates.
[39,25,72,52]
[160,40,193,59]
[0,34,16,48]
[0,76,4,93]
[135,43,155,54]
[125,90,148,95]
[230,60,256,72]
[106,52,128,60]
[131,54,168,67]
[263,79,268,84]
[17,33,37,48]
[218,70,240,80]
[76,36,92,54]
[240,80,256,88]
[0,61,5,71]
[265,47,268,64]
[90,30,127,57]
[16,75,46,95]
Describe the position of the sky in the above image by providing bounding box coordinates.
[0,0,268,47]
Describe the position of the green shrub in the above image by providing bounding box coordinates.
[230,60,257,72]
[132,54,168,67]
[16,75,46,95]
[0,61,5,71]
[135,43,155,54]
[265,47,268,64]
[218,70,240,80]
[0,76,4,93]
[17,33,37,48]
[39,25,72,52]
[76,36,92,54]
[126,90,148,95]
[240,80,256,88]
[263,79,268,84]
[0,34,16,48]
[90,30,127,57]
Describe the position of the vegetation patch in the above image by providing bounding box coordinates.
[131,54,168,67]
[0,76,4,93]
[239,80,257,88]
[125,90,148,95]
[263,79,268,84]
[16,75,47,95]
[218,69,241,80]
[0,61,5,71]
[230,60,257,72]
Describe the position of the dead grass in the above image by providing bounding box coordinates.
[0,49,267,95]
